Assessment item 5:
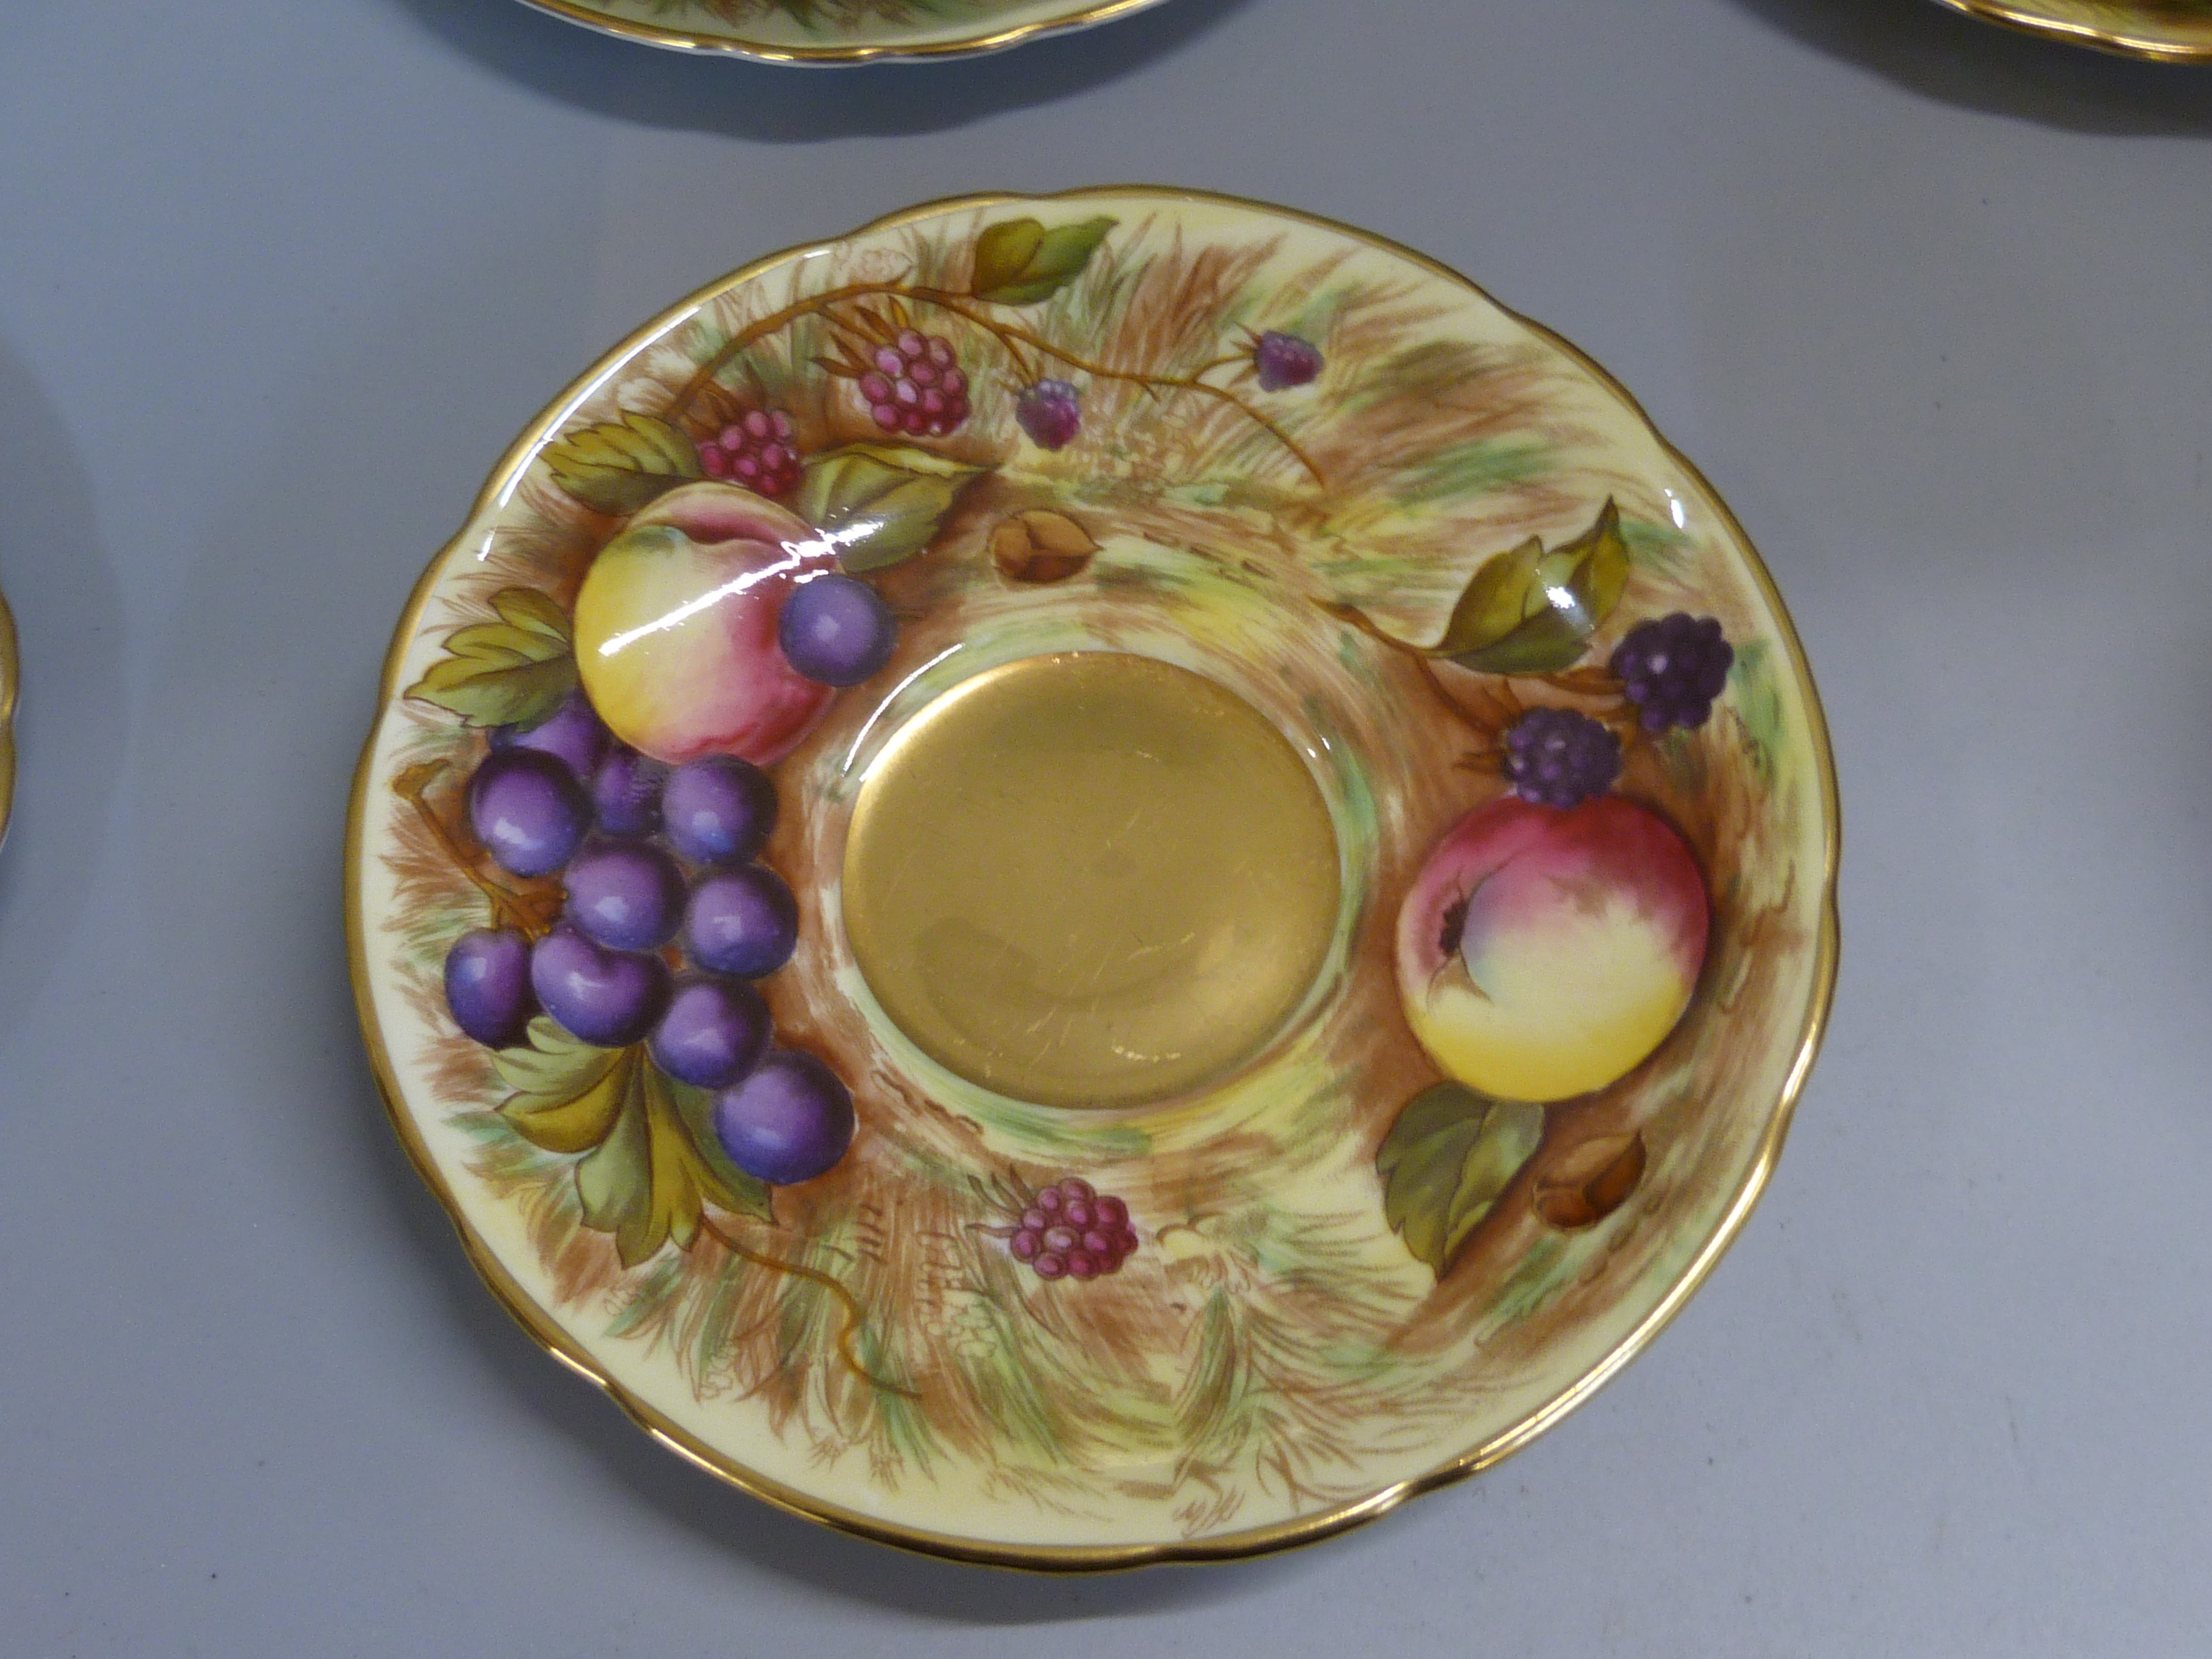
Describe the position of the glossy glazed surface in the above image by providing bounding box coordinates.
[517,0,1173,62]
[842,652,1342,1109]
[347,188,1838,1567]
[1934,0,2212,58]
[0,587,16,849]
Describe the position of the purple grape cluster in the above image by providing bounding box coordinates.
[698,409,801,500]
[443,695,852,1188]
[1253,330,1323,391]
[859,330,970,438]
[1503,706,1622,810]
[1609,613,1735,733]
[1015,379,1081,451]
[1008,1179,1139,1282]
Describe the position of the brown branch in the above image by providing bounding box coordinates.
[666,280,1324,488]
[1534,665,1621,696]
[394,761,555,936]
[698,1213,920,1400]
[1311,598,1510,742]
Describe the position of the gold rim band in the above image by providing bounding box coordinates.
[0,588,17,844]
[1932,0,2212,61]
[516,0,1173,65]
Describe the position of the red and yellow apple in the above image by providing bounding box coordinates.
[1395,796,1709,1102]
[572,482,837,767]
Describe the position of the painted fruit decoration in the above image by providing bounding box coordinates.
[401,463,910,1268]
[1342,495,1739,1273]
[572,481,839,767]
[1395,796,1708,1103]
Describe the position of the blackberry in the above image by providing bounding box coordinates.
[1504,707,1621,810]
[1009,1177,1138,1281]
[1610,613,1734,733]
[1253,330,1323,391]
[698,409,802,499]
[1015,379,1081,451]
[858,329,970,438]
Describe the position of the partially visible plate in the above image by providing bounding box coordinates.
[349,188,1838,1567]
[1933,0,2212,59]
[0,584,15,847]
[515,0,1170,62]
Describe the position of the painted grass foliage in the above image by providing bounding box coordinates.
[369,198,1830,1546]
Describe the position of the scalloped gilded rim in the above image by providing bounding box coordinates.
[0,586,16,847]
[346,186,1841,1571]
[515,0,1173,63]
[1933,0,2212,60]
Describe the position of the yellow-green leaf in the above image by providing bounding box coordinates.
[664,1072,773,1221]
[969,216,1116,306]
[498,1027,630,1154]
[1435,499,1629,675]
[576,1062,652,1239]
[794,443,988,573]
[1377,1083,1545,1273]
[405,587,578,728]
[541,413,702,516]
[567,1060,772,1265]
[624,1069,707,1264]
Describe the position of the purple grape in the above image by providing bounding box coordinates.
[563,840,685,953]
[468,748,589,879]
[777,574,896,688]
[1253,330,1323,391]
[1610,613,1735,733]
[648,973,770,1090]
[1015,379,1081,451]
[443,927,537,1048]
[591,746,667,839]
[1503,706,1622,811]
[712,1049,854,1185]
[529,924,669,1048]
[662,757,776,867]
[493,691,608,781]
[684,865,799,979]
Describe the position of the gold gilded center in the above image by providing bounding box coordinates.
[842,652,1341,1109]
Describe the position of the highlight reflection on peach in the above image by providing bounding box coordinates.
[573,481,837,767]
[1395,795,1709,1102]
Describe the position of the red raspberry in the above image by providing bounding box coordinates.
[697,409,802,499]
[857,330,969,438]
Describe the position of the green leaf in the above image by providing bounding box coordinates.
[567,1057,775,1267]
[497,1020,629,1155]
[541,413,702,516]
[1377,1083,1545,1274]
[1435,499,1629,675]
[794,443,988,573]
[405,587,578,728]
[665,1073,774,1222]
[626,1068,707,1264]
[576,1059,652,1239]
[969,216,1116,306]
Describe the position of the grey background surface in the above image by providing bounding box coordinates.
[1,1,2207,1652]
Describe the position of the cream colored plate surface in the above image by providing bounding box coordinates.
[348,188,1838,1568]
